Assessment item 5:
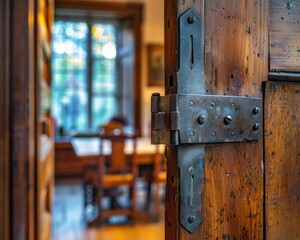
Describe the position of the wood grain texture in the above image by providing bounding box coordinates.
[265,82,300,240]
[269,0,300,73]
[0,0,10,239]
[165,0,267,239]
[10,0,37,239]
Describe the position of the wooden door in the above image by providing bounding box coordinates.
[163,1,300,239]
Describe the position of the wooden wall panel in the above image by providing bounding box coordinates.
[265,82,300,240]
[165,0,268,239]
[0,0,10,239]
[269,0,300,72]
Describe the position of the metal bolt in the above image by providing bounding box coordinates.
[285,2,294,9]
[211,131,216,137]
[224,116,232,125]
[253,107,260,115]
[211,102,216,107]
[187,16,195,24]
[190,131,194,136]
[190,101,194,106]
[231,131,235,136]
[231,103,235,107]
[197,115,206,125]
[253,123,260,131]
[152,92,160,97]
[188,216,196,223]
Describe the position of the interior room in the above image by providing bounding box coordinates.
[1,0,300,240]
[50,1,166,239]
[50,0,166,239]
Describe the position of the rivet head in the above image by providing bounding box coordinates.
[187,16,195,24]
[253,123,260,131]
[231,131,235,136]
[224,116,232,125]
[285,2,294,9]
[188,216,196,223]
[190,131,194,136]
[211,102,216,107]
[190,101,194,106]
[253,107,260,115]
[211,131,216,137]
[197,115,206,125]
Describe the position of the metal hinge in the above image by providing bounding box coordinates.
[151,93,262,145]
[151,8,262,234]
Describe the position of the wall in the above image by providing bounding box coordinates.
[95,0,165,136]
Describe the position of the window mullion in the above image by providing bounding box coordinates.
[87,21,93,130]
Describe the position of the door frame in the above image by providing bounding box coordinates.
[0,0,10,239]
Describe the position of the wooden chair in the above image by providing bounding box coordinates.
[88,127,138,225]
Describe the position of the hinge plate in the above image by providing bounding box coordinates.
[179,94,262,144]
[151,94,262,145]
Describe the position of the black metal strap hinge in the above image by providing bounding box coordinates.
[151,8,262,234]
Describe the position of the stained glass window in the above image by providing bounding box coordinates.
[51,20,118,134]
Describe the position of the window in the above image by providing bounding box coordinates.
[51,2,143,135]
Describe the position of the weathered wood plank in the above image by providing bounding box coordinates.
[265,82,300,240]
[165,0,267,239]
[269,0,300,73]
[0,0,10,239]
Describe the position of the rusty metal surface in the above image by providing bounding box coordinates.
[178,145,204,233]
[178,94,262,144]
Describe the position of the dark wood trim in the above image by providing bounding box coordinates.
[269,72,300,81]
[55,0,144,20]
[54,0,144,134]
[0,0,10,239]
[10,0,36,239]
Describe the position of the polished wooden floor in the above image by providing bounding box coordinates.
[52,181,165,240]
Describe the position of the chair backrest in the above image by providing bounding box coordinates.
[99,127,137,174]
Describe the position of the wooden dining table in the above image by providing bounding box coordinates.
[71,137,164,164]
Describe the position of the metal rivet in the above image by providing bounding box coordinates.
[211,102,216,107]
[231,131,235,136]
[285,2,294,9]
[211,131,216,137]
[152,92,160,96]
[188,216,196,223]
[253,123,260,131]
[190,101,194,106]
[197,115,206,125]
[253,107,260,114]
[187,16,195,24]
[224,116,232,125]
[190,131,194,136]
[271,42,276,47]
[231,103,235,107]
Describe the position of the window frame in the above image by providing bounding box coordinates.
[54,0,143,134]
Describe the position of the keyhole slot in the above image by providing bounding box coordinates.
[189,35,194,69]
[189,166,195,206]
